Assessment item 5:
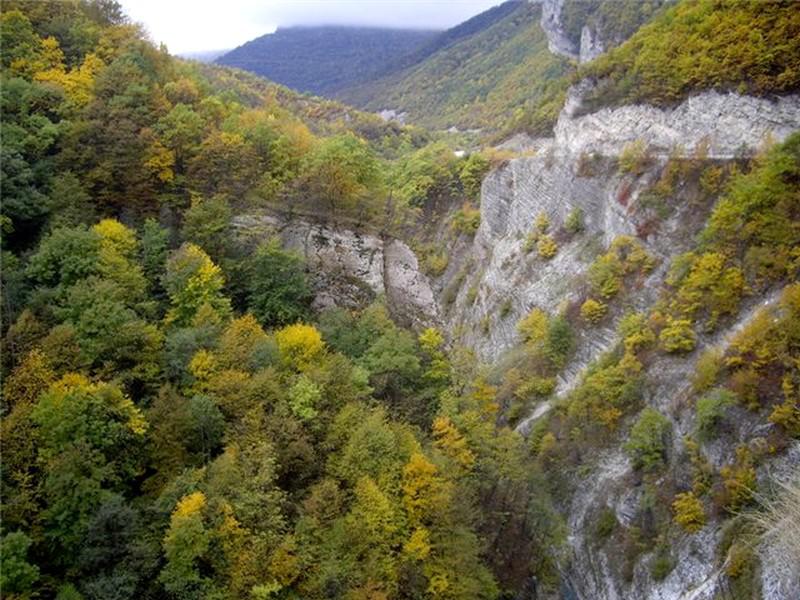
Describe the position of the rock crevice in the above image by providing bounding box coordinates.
[232,213,440,330]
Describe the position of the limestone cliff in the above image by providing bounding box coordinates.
[533,0,644,64]
[431,86,800,599]
[440,89,800,366]
[231,213,440,331]
[537,0,578,60]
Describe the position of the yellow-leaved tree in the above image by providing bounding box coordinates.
[163,243,232,326]
[275,323,325,370]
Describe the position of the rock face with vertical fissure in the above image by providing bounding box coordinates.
[231,213,440,330]
[439,89,800,364]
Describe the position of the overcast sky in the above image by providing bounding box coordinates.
[121,0,505,54]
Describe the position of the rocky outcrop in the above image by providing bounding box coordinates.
[433,87,800,599]
[559,289,799,600]
[232,213,439,329]
[383,239,439,330]
[439,151,625,364]
[578,25,606,63]
[579,24,604,63]
[537,0,579,60]
[440,89,800,366]
[532,0,621,64]
[559,84,800,158]
[378,108,407,124]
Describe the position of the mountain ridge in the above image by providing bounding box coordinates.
[216,25,439,96]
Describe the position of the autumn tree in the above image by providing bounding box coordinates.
[303,133,382,216]
[160,491,213,597]
[32,375,147,554]
[187,131,259,198]
[163,243,232,326]
[181,194,232,262]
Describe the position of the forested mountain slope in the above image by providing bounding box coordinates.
[337,0,570,132]
[576,0,800,111]
[375,0,525,76]
[1,1,800,600]
[334,0,669,134]
[0,2,551,598]
[216,26,439,96]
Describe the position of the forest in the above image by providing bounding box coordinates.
[1,1,799,599]
[0,2,552,598]
[217,27,438,97]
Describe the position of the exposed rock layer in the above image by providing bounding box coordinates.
[559,85,800,158]
[442,90,800,365]
[536,0,578,59]
[232,213,439,330]
[532,0,626,63]
[434,88,800,599]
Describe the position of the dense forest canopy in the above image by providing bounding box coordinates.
[0,2,554,598]
[1,1,800,599]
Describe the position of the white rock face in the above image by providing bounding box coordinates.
[536,0,579,59]
[549,288,798,600]
[558,86,800,158]
[441,151,626,364]
[758,442,800,600]
[434,88,799,599]
[532,0,614,64]
[579,25,604,63]
[443,89,800,366]
[384,240,440,329]
[231,213,439,329]
[378,108,407,124]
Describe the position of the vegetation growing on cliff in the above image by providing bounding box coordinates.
[579,0,800,110]
[3,1,800,598]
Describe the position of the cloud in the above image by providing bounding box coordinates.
[251,0,505,30]
[120,0,504,53]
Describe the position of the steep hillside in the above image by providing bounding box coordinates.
[383,0,525,73]
[508,0,800,137]
[216,26,438,96]
[395,2,800,595]
[338,1,571,132]
[213,0,670,136]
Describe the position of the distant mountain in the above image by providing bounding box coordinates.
[215,0,668,135]
[336,0,672,134]
[336,1,570,132]
[216,26,439,96]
